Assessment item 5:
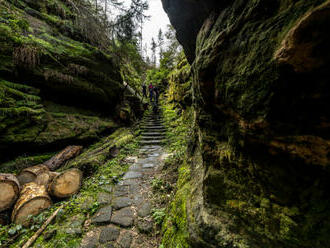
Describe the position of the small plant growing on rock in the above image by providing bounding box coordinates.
[152,208,166,226]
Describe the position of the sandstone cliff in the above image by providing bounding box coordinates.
[162,0,330,247]
[0,0,140,164]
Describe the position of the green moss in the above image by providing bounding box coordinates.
[0,153,55,174]
[161,160,191,248]
[167,53,192,107]
[160,103,193,248]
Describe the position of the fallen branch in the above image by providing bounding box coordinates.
[44,146,83,171]
[22,205,64,248]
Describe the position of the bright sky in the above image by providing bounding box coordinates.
[142,0,171,58]
[119,0,171,58]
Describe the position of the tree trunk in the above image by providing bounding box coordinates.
[48,168,82,198]
[17,165,49,186]
[44,146,83,171]
[0,173,21,212]
[35,171,59,187]
[12,182,52,225]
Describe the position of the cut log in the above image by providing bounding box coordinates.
[48,168,82,198]
[0,173,21,212]
[44,146,83,171]
[12,182,52,225]
[17,165,49,186]
[35,172,59,186]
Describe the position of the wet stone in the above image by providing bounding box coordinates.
[114,185,129,196]
[80,230,99,248]
[125,156,138,163]
[137,219,153,234]
[117,231,133,248]
[129,183,141,195]
[118,179,139,187]
[140,157,157,163]
[70,214,85,227]
[91,206,112,225]
[129,164,142,171]
[99,225,120,244]
[111,207,134,227]
[98,192,112,205]
[142,163,155,168]
[137,202,152,217]
[66,227,82,235]
[123,171,142,180]
[113,197,132,210]
[132,194,144,205]
[149,152,160,157]
[101,244,115,248]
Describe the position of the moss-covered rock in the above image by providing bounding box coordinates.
[162,0,330,247]
[0,1,142,163]
[167,52,192,109]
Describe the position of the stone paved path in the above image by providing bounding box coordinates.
[80,113,167,248]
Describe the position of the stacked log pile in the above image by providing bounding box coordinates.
[0,146,83,226]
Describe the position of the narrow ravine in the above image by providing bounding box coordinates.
[80,112,169,248]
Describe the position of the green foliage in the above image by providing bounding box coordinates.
[117,41,147,93]
[152,208,166,226]
[167,53,192,108]
[146,66,171,92]
[145,25,185,97]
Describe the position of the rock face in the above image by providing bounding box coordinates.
[162,0,330,247]
[0,1,140,162]
[161,0,224,63]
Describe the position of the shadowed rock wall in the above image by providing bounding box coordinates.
[162,0,330,247]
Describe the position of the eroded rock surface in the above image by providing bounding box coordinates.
[0,0,142,164]
[162,0,330,247]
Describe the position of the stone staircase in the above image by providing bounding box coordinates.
[139,113,166,146]
[79,111,167,248]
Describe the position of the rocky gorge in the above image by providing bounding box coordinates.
[0,0,329,247]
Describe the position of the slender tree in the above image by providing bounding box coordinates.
[157,28,164,60]
[151,38,157,66]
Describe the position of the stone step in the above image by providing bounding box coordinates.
[141,120,164,124]
[143,116,163,120]
[142,130,166,134]
[140,140,165,145]
[142,120,163,123]
[141,126,165,129]
[141,124,164,128]
[141,132,166,136]
[142,126,166,130]
[141,130,165,134]
[140,136,165,140]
